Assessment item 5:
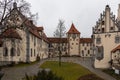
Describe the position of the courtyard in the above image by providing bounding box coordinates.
[1,57,116,80]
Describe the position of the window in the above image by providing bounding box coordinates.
[110,27,114,30]
[76,43,78,45]
[10,48,15,56]
[102,21,104,25]
[98,29,100,32]
[84,47,87,50]
[4,47,8,56]
[34,49,36,56]
[64,47,66,51]
[88,50,90,54]
[72,43,74,45]
[34,37,36,46]
[96,37,101,44]
[115,35,120,43]
[102,28,104,33]
[72,34,76,40]
[82,50,84,56]
[17,48,20,56]
[31,49,32,57]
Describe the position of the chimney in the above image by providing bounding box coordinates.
[117,4,120,21]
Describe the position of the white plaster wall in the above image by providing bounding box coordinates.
[94,32,120,68]
[80,43,93,57]
[69,34,80,56]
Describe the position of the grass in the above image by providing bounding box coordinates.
[40,61,92,80]
[103,69,120,80]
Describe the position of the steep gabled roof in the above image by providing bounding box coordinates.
[1,28,22,39]
[47,37,68,43]
[111,45,120,53]
[80,38,92,43]
[67,23,80,34]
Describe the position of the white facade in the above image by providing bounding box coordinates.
[93,4,120,68]
[0,3,49,65]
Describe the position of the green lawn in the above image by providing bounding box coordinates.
[40,61,92,80]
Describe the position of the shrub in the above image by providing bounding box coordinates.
[23,69,64,80]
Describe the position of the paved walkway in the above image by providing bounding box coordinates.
[1,57,116,80]
[1,60,46,80]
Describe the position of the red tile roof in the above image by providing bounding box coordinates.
[1,28,22,39]
[36,27,44,31]
[67,23,80,34]
[48,37,68,43]
[111,45,120,53]
[29,28,41,39]
[80,38,92,43]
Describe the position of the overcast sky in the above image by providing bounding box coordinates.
[26,0,120,37]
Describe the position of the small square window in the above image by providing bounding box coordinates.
[115,36,120,43]
[102,21,104,25]
[96,37,101,44]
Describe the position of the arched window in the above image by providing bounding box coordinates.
[10,48,15,56]
[4,47,8,56]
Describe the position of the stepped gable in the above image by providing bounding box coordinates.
[80,38,92,43]
[67,23,80,34]
[111,45,120,53]
[47,37,68,43]
[0,28,22,39]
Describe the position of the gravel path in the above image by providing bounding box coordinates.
[1,60,46,80]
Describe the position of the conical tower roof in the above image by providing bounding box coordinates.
[67,23,80,34]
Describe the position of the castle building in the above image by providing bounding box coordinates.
[0,2,48,65]
[93,4,120,68]
[48,23,93,57]
[0,2,93,65]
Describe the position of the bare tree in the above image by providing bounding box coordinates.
[0,0,38,25]
[54,19,66,66]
